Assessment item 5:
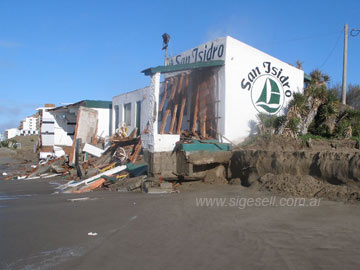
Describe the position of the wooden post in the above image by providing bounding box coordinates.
[169,76,179,100]
[160,76,179,134]
[198,79,208,138]
[159,79,169,112]
[192,82,200,135]
[159,109,170,134]
[177,74,185,94]
[169,104,178,133]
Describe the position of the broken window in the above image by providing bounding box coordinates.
[124,103,131,126]
[114,105,120,130]
[136,101,141,135]
[158,67,219,139]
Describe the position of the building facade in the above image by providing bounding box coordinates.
[139,36,305,155]
[112,86,149,136]
[37,104,56,149]
[47,100,112,162]
[20,116,38,131]
[5,128,20,139]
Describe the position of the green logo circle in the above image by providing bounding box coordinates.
[251,75,285,115]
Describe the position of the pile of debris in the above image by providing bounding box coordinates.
[10,128,176,194]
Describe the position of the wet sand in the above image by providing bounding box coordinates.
[1,178,360,270]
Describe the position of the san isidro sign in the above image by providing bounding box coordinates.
[165,37,296,116]
[241,62,293,115]
[166,39,226,66]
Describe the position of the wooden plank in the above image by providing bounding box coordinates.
[198,78,209,138]
[201,113,207,138]
[169,104,178,134]
[169,76,179,100]
[129,139,142,163]
[159,79,169,112]
[207,75,216,138]
[177,73,185,94]
[160,109,170,134]
[192,82,200,135]
[176,75,190,134]
[176,97,187,134]
[160,76,179,134]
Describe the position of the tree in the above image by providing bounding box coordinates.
[347,84,360,110]
[328,83,360,110]
[278,69,329,137]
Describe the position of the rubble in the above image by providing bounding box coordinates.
[7,127,183,195]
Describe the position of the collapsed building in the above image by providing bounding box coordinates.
[10,36,360,200]
[25,36,307,191]
[36,104,56,153]
[137,36,304,179]
[42,100,112,164]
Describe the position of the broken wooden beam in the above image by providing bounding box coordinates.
[176,75,189,134]
[129,139,142,163]
[159,79,170,112]
[169,104,178,134]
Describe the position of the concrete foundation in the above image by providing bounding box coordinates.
[144,150,177,178]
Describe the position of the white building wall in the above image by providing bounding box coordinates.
[22,116,37,131]
[53,112,76,146]
[51,104,111,147]
[5,128,20,139]
[37,107,56,146]
[94,108,111,138]
[223,36,304,143]
[148,35,305,145]
[112,87,149,135]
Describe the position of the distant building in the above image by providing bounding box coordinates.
[5,128,20,139]
[47,100,112,163]
[20,116,38,131]
[36,104,56,150]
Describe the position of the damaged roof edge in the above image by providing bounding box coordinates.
[48,100,112,112]
[141,60,225,76]
[83,100,112,109]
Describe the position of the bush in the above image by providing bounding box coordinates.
[333,109,360,138]
[287,117,300,133]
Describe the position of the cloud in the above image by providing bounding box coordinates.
[0,40,24,48]
[0,119,19,133]
[0,101,41,133]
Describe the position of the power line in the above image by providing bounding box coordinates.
[265,30,341,45]
[318,30,343,69]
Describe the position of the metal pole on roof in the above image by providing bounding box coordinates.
[162,33,170,65]
[341,24,348,105]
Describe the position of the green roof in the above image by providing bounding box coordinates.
[304,74,311,82]
[48,100,112,112]
[142,60,225,76]
[83,100,112,109]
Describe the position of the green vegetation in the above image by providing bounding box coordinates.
[0,138,17,149]
[254,68,360,144]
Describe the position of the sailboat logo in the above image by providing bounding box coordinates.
[251,76,284,114]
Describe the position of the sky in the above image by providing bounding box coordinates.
[0,0,359,133]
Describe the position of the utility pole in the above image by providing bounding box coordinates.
[342,24,348,105]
